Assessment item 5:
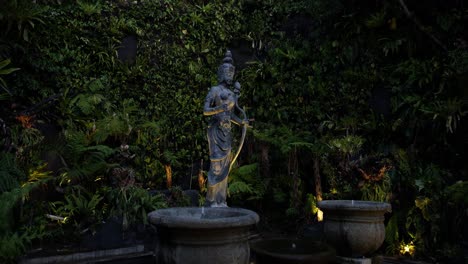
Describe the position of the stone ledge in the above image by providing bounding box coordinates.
[19,245,150,264]
[337,256,372,264]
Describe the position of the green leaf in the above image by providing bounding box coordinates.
[228,181,254,195]
[415,179,424,191]
[414,197,431,221]
[0,59,20,77]
[0,59,12,69]
[0,67,20,75]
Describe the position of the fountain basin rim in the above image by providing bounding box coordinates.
[317,200,391,212]
[148,207,259,229]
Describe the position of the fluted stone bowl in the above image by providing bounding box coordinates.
[148,207,259,264]
[317,200,391,257]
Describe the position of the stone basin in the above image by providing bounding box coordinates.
[318,200,391,257]
[250,238,336,264]
[148,207,259,264]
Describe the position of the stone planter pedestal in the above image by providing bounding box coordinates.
[148,207,259,264]
[317,200,391,260]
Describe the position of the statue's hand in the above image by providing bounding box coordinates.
[234,81,241,94]
[241,119,249,125]
[214,104,228,113]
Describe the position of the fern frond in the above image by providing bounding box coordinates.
[0,153,24,193]
[365,11,386,28]
[228,181,254,195]
[71,94,106,115]
[0,171,19,193]
[0,173,52,235]
[85,145,115,158]
[235,163,258,177]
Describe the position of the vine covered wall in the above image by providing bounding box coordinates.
[0,0,467,262]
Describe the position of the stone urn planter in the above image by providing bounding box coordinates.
[317,200,391,257]
[148,207,259,264]
[250,238,336,264]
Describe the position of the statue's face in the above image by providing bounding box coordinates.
[223,67,234,84]
[218,64,235,84]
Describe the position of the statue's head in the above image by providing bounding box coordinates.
[217,50,235,85]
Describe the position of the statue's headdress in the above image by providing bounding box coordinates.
[217,50,235,83]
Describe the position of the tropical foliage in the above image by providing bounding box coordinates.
[0,0,466,262]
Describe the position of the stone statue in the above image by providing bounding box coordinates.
[203,50,248,207]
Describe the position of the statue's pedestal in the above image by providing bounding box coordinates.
[337,256,372,264]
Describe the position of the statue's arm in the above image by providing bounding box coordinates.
[230,113,243,125]
[230,104,248,126]
[203,87,224,116]
[230,81,247,126]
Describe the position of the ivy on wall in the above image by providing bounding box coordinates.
[0,0,467,261]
